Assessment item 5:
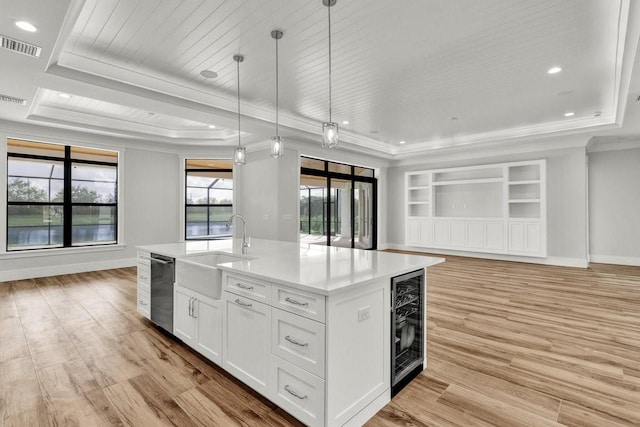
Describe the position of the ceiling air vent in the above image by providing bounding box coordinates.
[0,94,27,105]
[0,35,41,58]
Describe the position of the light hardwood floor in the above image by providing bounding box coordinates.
[1,255,638,426]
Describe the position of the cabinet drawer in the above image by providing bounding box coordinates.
[272,308,325,378]
[137,264,150,291]
[272,286,325,323]
[270,355,325,427]
[137,251,151,266]
[137,289,150,319]
[224,273,270,304]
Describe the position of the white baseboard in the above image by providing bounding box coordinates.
[380,244,588,268]
[589,254,640,267]
[0,257,137,282]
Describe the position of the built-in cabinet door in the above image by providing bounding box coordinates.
[174,285,196,342]
[406,218,431,247]
[508,221,541,254]
[433,220,451,246]
[194,295,223,365]
[223,291,271,395]
[450,221,466,247]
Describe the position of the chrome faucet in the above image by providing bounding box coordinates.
[227,214,249,255]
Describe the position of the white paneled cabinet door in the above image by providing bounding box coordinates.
[223,292,271,395]
[174,285,196,342]
[406,218,431,246]
[433,220,451,247]
[508,221,541,255]
[194,294,222,365]
[450,221,466,247]
[485,222,505,251]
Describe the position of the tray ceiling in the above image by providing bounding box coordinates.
[0,0,637,157]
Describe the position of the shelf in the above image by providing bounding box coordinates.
[432,178,503,186]
[508,180,540,185]
[408,201,429,205]
[508,199,540,203]
[433,167,503,182]
[407,186,429,190]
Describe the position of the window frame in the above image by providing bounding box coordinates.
[183,159,234,241]
[6,141,119,252]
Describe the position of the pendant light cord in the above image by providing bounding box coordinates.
[237,58,241,148]
[275,35,279,137]
[328,2,332,123]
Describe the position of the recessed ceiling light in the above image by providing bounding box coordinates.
[200,70,218,79]
[399,140,406,144]
[208,125,216,129]
[16,21,37,32]
[548,66,562,74]
[342,120,349,125]
[58,93,71,99]
[564,112,575,117]
[450,117,458,121]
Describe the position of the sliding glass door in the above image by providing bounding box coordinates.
[300,157,376,249]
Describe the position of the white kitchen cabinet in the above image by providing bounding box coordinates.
[271,308,325,378]
[137,251,151,319]
[270,355,325,427]
[223,290,271,396]
[174,284,222,365]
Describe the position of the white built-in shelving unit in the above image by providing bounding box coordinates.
[405,160,546,257]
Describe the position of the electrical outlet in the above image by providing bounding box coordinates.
[358,306,370,322]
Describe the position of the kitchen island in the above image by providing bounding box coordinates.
[137,239,443,426]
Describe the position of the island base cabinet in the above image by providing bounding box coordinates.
[269,355,325,427]
[326,279,390,426]
[174,285,222,365]
[222,291,271,396]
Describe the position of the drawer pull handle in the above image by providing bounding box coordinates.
[284,297,308,307]
[235,299,253,308]
[284,385,307,400]
[236,283,254,290]
[285,335,308,347]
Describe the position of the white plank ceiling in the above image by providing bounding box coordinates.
[0,0,637,157]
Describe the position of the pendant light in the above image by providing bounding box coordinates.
[270,29,284,158]
[233,54,246,165]
[322,0,339,149]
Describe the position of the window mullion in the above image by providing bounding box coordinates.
[63,146,72,247]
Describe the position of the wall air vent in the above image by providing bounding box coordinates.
[0,94,27,105]
[0,35,41,58]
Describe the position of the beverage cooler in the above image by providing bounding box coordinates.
[391,269,425,396]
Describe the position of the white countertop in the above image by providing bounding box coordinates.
[138,239,444,295]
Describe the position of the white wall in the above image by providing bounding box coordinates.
[588,147,640,265]
[384,139,589,267]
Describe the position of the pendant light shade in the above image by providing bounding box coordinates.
[270,29,284,158]
[233,54,246,165]
[322,0,338,149]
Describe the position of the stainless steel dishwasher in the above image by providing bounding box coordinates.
[150,253,175,333]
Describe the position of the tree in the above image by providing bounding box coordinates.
[53,186,113,203]
[7,178,48,202]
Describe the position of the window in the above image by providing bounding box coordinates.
[6,139,118,251]
[185,159,233,239]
